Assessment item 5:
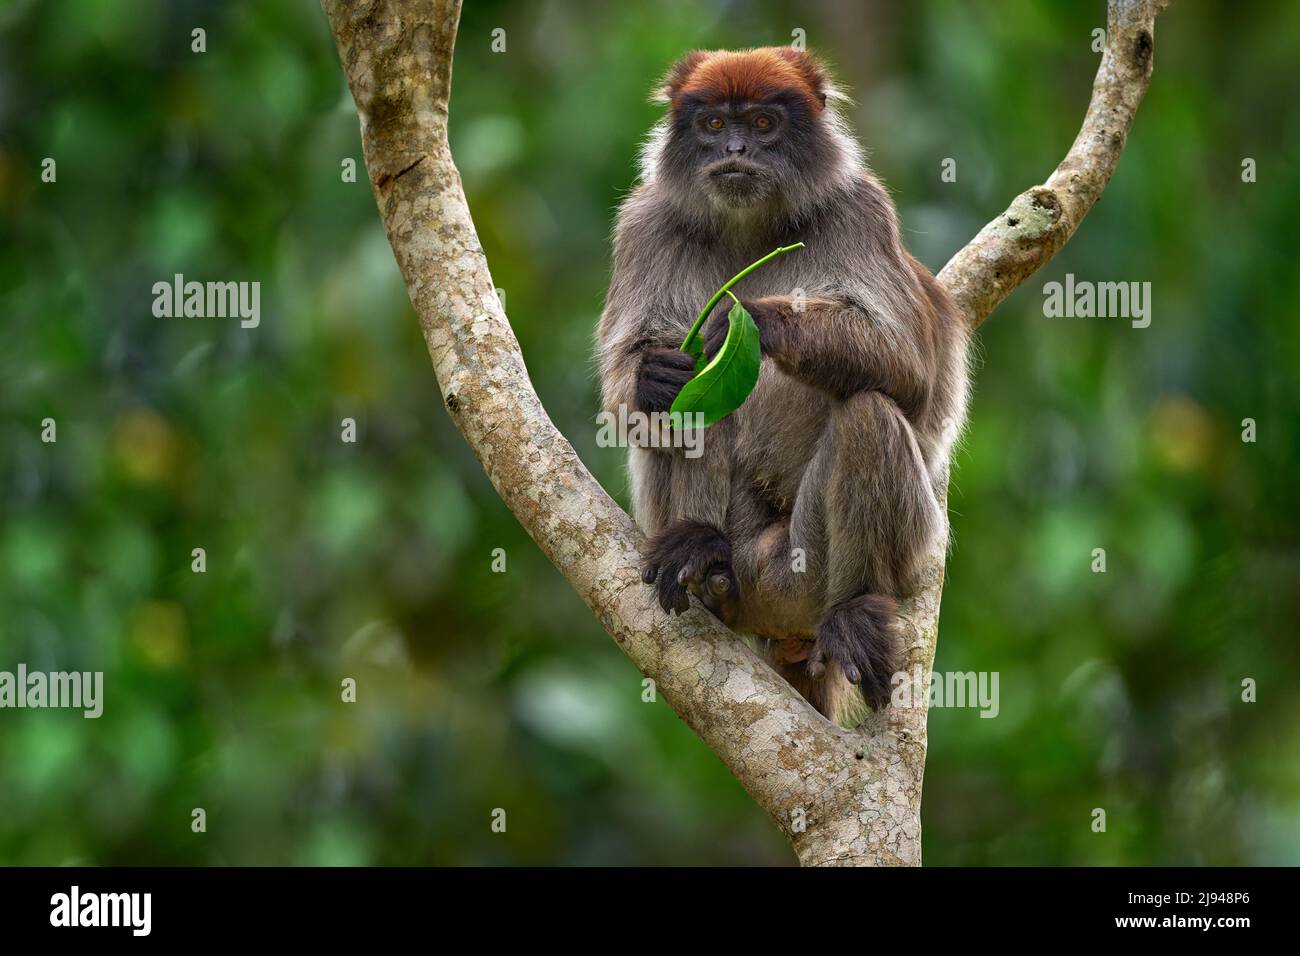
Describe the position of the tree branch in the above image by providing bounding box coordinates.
[321,0,1169,866]
[939,0,1170,328]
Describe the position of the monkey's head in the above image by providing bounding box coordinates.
[647,47,859,219]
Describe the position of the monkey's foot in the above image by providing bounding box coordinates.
[808,594,901,709]
[640,520,739,625]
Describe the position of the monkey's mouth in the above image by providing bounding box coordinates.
[705,161,771,206]
[707,160,764,181]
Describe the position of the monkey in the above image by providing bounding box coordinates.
[596,47,970,725]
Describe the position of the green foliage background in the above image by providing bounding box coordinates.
[1,0,1297,865]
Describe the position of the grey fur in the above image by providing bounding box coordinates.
[597,59,970,723]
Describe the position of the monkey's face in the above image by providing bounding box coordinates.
[668,98,798,210]
[653,49,848,221]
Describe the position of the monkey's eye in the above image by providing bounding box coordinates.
[707,116,725,131]
[753,114,773,131]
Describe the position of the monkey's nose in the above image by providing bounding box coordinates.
[725,139,747,155]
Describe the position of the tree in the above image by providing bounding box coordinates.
[321,0,1170,866]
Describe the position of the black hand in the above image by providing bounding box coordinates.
[702,298,784,362]
[640,520,740,624]
[636,347,697,413]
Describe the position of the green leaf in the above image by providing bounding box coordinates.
[669,298,761,428]
[679,242,803,355]
[670,242,802,429]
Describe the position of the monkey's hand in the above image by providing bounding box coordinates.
[635,346,697,413]
[701,298,788,362]
[640,519,740,626]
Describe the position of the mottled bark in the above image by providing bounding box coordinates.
[320,0,1168,866]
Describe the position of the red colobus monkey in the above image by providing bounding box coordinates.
[597,48,969,723]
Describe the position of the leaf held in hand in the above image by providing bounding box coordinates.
[669,296,761,428]
[672,242,802,429]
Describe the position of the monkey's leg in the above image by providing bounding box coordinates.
[735,509,858,721]
[629,419,734,536]
[795,390,944,711]
[636,423,740,622]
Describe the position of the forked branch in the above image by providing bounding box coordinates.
[321,0,1169,866]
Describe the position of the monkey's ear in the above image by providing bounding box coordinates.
[771,48,847,110]
[653,50,713,104]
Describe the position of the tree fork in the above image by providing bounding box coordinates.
[321,0,1171,866]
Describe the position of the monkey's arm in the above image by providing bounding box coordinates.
[702,294,935,414]
[597,209,698,421]
[598,292,699,431]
